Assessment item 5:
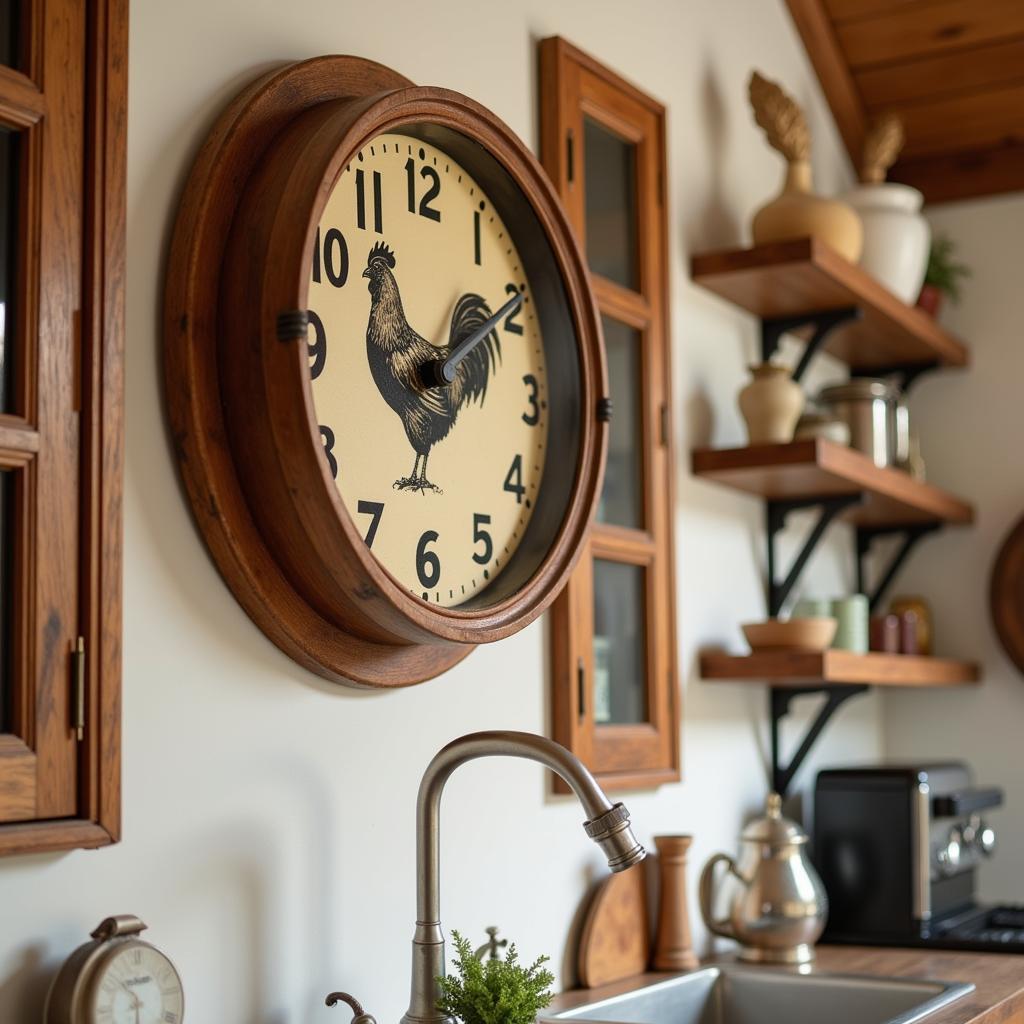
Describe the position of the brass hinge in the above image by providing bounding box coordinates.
[72,636,85,741]
[576,656,586,720]
[660,403,670,446]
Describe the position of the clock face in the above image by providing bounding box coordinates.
[89,943,184,1024]
[308,131,550,608]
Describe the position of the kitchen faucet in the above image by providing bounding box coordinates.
[399,731,646,1024]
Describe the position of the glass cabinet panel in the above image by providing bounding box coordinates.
[592,559,647,725]
[0,127,17,412]
[0,471,13,732]
[597,316,642,529]
[0,3,17,69]
[583,117,638,289]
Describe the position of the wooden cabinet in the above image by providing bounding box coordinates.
[541,38,679,790]
[0,0,126,856]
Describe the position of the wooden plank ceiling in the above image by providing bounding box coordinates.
[786,0,1024,203]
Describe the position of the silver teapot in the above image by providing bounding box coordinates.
[699,792,827,964]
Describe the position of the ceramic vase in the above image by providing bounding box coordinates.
[738,363,804,445]
[752,161,863,263]
[842,182,930,304]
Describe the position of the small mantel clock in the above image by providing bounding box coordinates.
[45,916,185,1024]
[165,56,607,687]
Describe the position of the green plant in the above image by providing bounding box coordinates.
[924,235,972,304]
[436,931,555,1024]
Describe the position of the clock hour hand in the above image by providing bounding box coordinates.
[421,289,523,388]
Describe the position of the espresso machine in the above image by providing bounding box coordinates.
[813,763,1024,951]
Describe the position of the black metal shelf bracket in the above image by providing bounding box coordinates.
[767,494,864,617]
[850,360,940,394]
[770,684,869,796]
[761,306,861,383]
[856,522,940,613]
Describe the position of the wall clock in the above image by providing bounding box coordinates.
[165,56,606,687]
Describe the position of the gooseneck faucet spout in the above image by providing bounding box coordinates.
[400,731,646,1024]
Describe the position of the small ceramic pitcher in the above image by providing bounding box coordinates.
[738,363,804,444]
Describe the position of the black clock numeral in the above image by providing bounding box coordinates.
[473,209,482,265]
[416,530,441,588]
[164,1013,179,1024]
[319,425,338,479]
[503,454,525,504]
[472,513,493,565]
[355,168,383,233]
[522,374,540,426]
[311,225,349,287]
[307,308,327,379]
[357,500,384,549]
[405,159,442,222]
[503,283,524,334]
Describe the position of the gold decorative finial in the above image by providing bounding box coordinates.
[748,70,810,163]
[860,114,904,184]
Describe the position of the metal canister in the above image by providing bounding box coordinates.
[817,378,901,467]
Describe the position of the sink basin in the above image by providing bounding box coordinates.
[544,965,974,1024]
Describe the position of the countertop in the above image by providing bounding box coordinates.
[549,946,1024,1024]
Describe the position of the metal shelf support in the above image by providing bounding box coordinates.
[770,684,870,797]
[761,306,861,383]
[856,522,940,612]
[767,494,864,617]
[851,360,940,394]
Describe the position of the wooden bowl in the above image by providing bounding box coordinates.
[742,617,837,652]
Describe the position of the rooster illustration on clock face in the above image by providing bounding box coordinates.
[360,240,505,495]
[307,133,550,607]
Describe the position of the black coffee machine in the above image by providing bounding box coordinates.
[814,763,1024,951]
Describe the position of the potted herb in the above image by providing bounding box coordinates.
[437,931,555,1024]
[917,235,971,317]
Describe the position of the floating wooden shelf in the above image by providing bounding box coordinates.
[691,439,974,528]
[691,237,969,372]
[700,649,980,688]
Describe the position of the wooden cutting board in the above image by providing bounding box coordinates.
[992,514,1024,675]
[577,864,650,988]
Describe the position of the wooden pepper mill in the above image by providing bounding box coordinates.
[652,835,700,971]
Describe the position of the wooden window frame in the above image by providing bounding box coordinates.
[542,37,679,791]
[0,0,126,857]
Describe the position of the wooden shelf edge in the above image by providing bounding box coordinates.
[699,649,980,688]
[690,237,969,369]
[691,439,975,526]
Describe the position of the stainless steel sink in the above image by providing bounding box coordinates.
[544,965,974,1024]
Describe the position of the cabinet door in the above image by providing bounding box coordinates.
[0,0,126,856]
[0,0,84,825]
[542,38,679,790]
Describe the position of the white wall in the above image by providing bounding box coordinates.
[883,192,1024,902]
[0,3,883,1021]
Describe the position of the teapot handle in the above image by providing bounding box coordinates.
[699,853,739,940]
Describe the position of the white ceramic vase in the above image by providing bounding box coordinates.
[842,182,929,304]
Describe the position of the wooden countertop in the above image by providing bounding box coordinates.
[813,946,1024,1024]
[549,946,1024,1024]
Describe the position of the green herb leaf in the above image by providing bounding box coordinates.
[436,931,555,1024]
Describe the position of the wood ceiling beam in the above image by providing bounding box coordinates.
[785,0,867,171]
[892,142,1024,204]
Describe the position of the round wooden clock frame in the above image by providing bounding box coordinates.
[164,56,606,688]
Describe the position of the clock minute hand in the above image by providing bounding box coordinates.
[421,290,524,388]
